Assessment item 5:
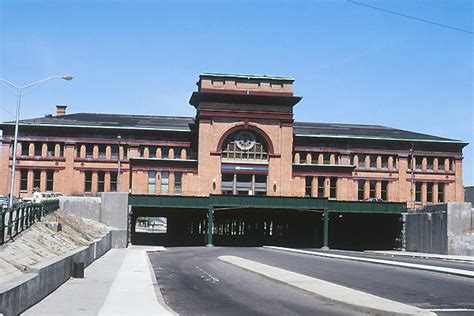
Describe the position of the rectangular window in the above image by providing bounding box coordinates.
[110,171,118,192]
[34,142,42,157]
[84,171,92,192]
[98,145,106,159]
[149,146,157,158]
[122,145,128,159]
[358,180,365,200]
[162,147,170,159]
[47,143,55,157]
[323,153,330,165]
[329,177,337,199]
[111,145,119,159]
[317,178,325,197]
[333,153,340,165]
[369,180,376,198]
[222,173,234,195]
[381,181,388,201]
[174,172,182,195]
[427,183,433,203]
[381,155,389,169]
[148,171,156,194]
[254,175,267,196]
[301,153,308,164]
[305,176,312,197]
[86,144,94,158]
[438,183,445,203]
[59,144,64,157]
[161,172,169,194]
[236,174,252,195]
[358,154,366,168]
[33,170,41,189]
[370,155,377,169]
[415,157,422,171]
[426,157,434,171]
[46,170,54,191]
[20,170,28,191]
[438,158,445,172]
[415,183,422,202]
[21,142,30,156]
[97,171,105,192]
[76,144,82,158]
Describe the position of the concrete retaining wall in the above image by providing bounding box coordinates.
[406,202,473,255]
[0,231,112,316]
[59,192,129,248]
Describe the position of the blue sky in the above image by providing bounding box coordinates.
[0,0,472,184]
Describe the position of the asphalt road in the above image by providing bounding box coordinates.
[149,247,474,315]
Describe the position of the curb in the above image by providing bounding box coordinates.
[219,255,434,316]
[263,246,474,278]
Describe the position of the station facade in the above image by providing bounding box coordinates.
[0,73,467,248]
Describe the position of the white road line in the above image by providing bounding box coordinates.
[263,246,474,278]
[428,308,474,312]
[196,266,219,283]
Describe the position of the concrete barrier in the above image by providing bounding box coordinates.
[0,231,112,316]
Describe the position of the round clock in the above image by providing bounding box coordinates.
[235,131,256,150]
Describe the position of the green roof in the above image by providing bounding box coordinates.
[200,72,294,82]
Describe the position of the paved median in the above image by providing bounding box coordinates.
[219,255,435,316]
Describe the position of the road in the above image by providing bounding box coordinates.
[148,247,474,315]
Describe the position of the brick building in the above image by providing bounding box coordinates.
[1,73,466,207]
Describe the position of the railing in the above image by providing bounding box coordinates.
[0,199,60,245]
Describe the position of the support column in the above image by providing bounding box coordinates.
[322,208,329,250]
[207,205,214,247]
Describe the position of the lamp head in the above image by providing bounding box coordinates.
[62,76,73,81]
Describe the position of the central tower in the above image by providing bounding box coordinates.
[189,73,302,196]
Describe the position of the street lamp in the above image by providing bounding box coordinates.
[0,75,73,207]
[117,135,121,192]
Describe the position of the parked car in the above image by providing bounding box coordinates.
[364,198,385,202]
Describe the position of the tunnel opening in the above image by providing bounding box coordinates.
[130,206,402,250]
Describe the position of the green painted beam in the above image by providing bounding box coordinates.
[128,194,406,214]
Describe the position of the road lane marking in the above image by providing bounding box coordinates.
[428,309,474,312]
[219,255,434,316]
[264,246,474,278]
[196,266,219,284]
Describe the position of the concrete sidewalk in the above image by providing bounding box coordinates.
[23,246,173,315]
[366,250,474,263]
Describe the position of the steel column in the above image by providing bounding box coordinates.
[322,208,329,250]
[206,205,214,247]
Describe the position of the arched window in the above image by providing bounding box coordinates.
[221,130,269,162]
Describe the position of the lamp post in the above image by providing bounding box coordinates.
[117,135,121,192]
[0,75,73,207]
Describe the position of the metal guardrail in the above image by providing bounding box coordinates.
[0,199,60,245]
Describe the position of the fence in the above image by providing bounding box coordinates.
[0,199,60,245]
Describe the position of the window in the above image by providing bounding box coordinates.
[333,153,340,165]
[86,144,94,158]
[34,142,42,157]
[174,172,182,194]
[381,156,389,169]
[59,144,64,157]
[427,183,433,203]
[415,157,422,171]
[97,171,105,192]
[301,153,308,164]
[148,171,156,194]
[317,178,325,197]
[110,171,118,192]
[438,158,445,172]
[358,180,365,200]
[381,181,388,201]
[122,145,128,159]
[111,145,119,159]
[254,175,267,196]
[236,174,252,195]
[84,171,92,192]
[20,170,28,191]
[369,155,377,169]
[221,132,268,162]
[161,147,170,159]
[139,146,145,157]
[407,156,413,170]
[438,183,445,203]
[329,177,337,199]
[21,142,30,156]
[358,154,366,168]
[33,170,41,189]
[76,144,82,158]
[161,172,169,194]
[149,146,157,158]
[46,170,54,191]
[426,157,434,171]
[415,183,422,202]
[98,145,106,159]
[305,176,312,197]
[323,153,330,165]
[369,180,376,198]
[222,173,234,195]
[47,143,55,157]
